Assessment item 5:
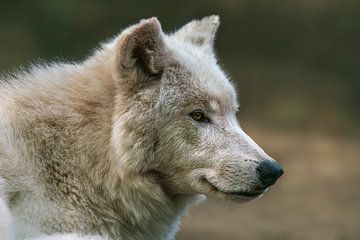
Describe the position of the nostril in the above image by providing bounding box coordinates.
[256,160,284,187]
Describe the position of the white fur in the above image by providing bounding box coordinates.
[0,197,13,240]
[25,234,106,240]
[0,16,282,240]
[227,114,272,160]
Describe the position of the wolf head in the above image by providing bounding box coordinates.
[108,16,283,202]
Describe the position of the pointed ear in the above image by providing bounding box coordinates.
[115,17,168,92]
[173,15,220,52]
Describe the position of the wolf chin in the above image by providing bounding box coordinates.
[0,16,283,240]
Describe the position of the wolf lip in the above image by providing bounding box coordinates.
[224,190,264,197]
[202,177,264,198]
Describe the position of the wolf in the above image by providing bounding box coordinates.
[0,16,283,240]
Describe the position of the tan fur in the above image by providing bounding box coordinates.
[0,16,281,240]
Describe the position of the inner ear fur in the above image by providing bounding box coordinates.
[115,17,168,92]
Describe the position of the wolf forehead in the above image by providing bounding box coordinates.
[161,62,238,114]
[162,25,239,113]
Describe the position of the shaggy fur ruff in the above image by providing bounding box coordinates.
[0,16,282,240]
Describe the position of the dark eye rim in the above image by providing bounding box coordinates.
[189,110,211,123]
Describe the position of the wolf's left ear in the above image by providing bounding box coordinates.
[173,15,220,54]
[115,18,168,91]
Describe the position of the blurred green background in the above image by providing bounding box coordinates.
[1,1,359,239]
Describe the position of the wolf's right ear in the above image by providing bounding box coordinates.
[173,15,220,55]
[114,18,168,92]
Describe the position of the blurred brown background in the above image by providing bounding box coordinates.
[0,1,359,239]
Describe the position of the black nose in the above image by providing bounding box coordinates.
[256,160,284,187]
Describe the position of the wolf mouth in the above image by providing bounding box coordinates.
[202,177,264,198]
[223,190,264,197]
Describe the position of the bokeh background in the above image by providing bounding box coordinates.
[1,1,359,239]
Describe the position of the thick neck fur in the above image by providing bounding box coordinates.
[0,46,194,239]
[64,50,194,239]
[82,50,197,239]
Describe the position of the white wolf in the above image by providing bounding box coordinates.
[0,16,283,240]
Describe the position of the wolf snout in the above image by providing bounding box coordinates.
[256,160,284,187]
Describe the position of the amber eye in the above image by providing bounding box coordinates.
[189,110,210,123]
